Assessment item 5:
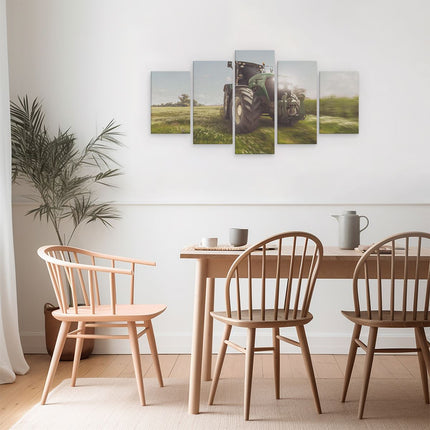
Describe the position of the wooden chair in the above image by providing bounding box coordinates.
[37,245,167,406]
[341,232,430,419]
[208,231,324,420]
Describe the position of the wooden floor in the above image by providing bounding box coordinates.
[0,353,424,429]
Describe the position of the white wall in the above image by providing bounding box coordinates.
[7,0,430,354]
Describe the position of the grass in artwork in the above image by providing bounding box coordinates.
[278,115,317,144]
[151,106,190,134]
[319,116,359,134]
[319,96,359,134]
[235,115,274,154]
[193,106,232,144]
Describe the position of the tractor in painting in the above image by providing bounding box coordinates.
[223,61,306,133]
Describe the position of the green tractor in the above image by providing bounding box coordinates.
[223,61,306,133]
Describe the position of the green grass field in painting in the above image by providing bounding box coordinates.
[151,106,190,134]
[235,115,274,154]
[319,97,359,134]
[193,105,232,144]
[278,115,317,144]
[319,116,359,134]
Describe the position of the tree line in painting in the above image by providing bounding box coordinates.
[152,93,197,107]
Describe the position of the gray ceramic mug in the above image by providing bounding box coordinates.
[229,228,248,247]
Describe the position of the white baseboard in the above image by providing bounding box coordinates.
[21,329,426,355]
[20,332,46,353]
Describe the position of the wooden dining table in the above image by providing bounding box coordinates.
[180,244,369,415]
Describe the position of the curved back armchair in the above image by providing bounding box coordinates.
[38,245,167,406]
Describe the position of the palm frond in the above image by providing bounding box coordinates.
[10,96,124,245]
[81,119,124,169]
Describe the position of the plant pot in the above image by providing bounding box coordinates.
[44,303,95,361]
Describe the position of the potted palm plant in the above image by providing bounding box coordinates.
[10,96,123,359]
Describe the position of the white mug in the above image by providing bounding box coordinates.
[200,237,218,247]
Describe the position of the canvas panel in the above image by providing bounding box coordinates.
[234,50,276,154]
[151,71,191,134]
[192,61,233,144]
[277,61,317,144]
[319,71,359,134]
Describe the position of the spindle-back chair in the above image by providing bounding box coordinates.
[37,245,167,406]
[208,232,324,420]
[341,232,430,418]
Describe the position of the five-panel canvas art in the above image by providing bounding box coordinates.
[151,51,359,154]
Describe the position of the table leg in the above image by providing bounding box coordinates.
[188,258,207,414]
[202,277,215,381]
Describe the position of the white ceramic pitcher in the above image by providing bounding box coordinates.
[331,210,369,250]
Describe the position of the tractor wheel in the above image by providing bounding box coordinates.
[223,87,232,120]
[235,87,261,134]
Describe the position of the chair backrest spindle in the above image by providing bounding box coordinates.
[284,236,297,319]
[301,246,318,316]
[274,238,282,320]
[292,238,308,319]
[402,238,409,320]
[247,255,253,320]
[376,251,382,320]
[73,251,89,306]
[261,244,266,321]
[390,243,396,320]
[364,262,371,319]
[92,255,101,306]
[130,262,136,304]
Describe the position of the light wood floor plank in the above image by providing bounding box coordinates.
[396,355,422,378]
[219,353,244,379]
[144,354,178,379]
[168,354,190,378]
[288,354,308,378]
[376,355,415,378]
[312,354,344,379]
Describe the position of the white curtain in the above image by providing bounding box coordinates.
[0,0,29,384]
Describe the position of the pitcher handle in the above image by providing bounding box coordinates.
[360,215,369,232]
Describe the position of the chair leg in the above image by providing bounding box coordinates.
[296,325,322,414]
[341,323,362,402]
[127,321,146,406]
[41,321,71,405]
[208,324,232,405]
[358,326,378,419]
[146,320,164,387]
[273,327,280,399]
[414,327,429,404]
[244,328,256,421]
[71,321,86,387]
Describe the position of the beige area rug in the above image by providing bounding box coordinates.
[12,377,430,429]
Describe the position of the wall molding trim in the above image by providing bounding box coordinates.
[12,201,430,207]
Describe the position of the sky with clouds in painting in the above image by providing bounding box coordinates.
[151,71,190,105]
[193,61,232,106]
[278,61,317,99]
[235,50,275,69]
[319,71,359,98]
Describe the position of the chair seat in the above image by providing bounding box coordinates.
[211,309,313,328]
[53,304,167,322]
[342,310,430,328]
